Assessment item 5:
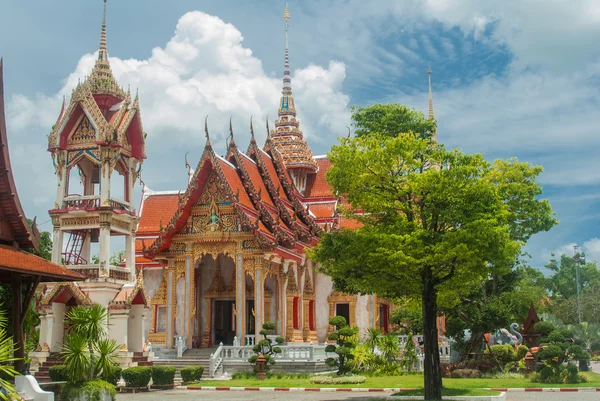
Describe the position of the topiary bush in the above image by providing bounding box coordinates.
[121,366,151,388]
[325,315,357,376]
[484,344,529,372]
[151,366,176,386]
[248,321,284,375]
[104,366,122,386]
[49,365,69,382]
[60,379,116,401]
[180,366,204,383]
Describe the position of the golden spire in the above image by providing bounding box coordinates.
[99,0,108,62]
[427,66,434,120]
[284,3,290,22]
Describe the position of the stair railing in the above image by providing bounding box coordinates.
[209,342,224,378]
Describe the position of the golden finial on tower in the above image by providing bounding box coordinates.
[284,3,290,22]
[427,66,434,120]
[99,0,108,62]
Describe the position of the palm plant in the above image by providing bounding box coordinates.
[61,333,90,383]
[380,334,400,365]
[569,322,600,354]
[65,305,108,380]
[365,328,383,352]
[0,307,19,400]
[94,338,120,380]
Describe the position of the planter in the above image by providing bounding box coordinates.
[118,386,149,393]
[150,384,175,390]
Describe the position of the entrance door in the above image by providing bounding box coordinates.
[213,300,235,345]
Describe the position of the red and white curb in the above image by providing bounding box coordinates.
[181,386,415,392]
[485,388,600,392]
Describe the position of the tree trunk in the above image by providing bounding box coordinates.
[422,267,443,400]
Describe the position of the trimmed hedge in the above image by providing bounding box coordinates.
[310,375,366,384]
[104,366,122,386]
[121,366,152,388]
[60,380,116,401]
[48,365,69,382]
[151,366,176,386]
[180,366,204,383]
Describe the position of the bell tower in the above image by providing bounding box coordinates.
[47,0,146,282]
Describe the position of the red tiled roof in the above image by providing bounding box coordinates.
[308,202,336,218]
[138,193,179,233]
[217,158,254,209]
[0,245,84,282]
[238,154,274,207]
[339,217,363,230]
[305,157,334,198]
[258,150,287,199]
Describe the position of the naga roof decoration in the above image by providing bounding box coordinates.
[268,5,317,173]
[143,119,321,262]
[47,0,145,160]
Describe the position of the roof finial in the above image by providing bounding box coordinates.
[98,0,108,62]
[427,66,434,120]
[282,4,292,95]
[250,115,255,140]
[266,115,271,137]
[229,116,236,146]
[204,115,211,147]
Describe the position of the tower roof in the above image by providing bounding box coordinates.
[88,0,125,99]
[427,66,438,143]
[269,5,317,173]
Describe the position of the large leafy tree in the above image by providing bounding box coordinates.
[310,104,556,400]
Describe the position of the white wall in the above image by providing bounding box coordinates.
[142,268,163,339]
[315,272,333,343]
[355,295,370,341]
[176,277,185,335]
[128,304,146,352]
[50,303,66,352]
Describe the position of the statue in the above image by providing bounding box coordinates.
[208,209,220,232]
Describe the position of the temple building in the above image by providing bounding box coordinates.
[33,1,445,363]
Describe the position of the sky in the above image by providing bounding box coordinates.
[1,0,599,272]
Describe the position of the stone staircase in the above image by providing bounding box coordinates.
[33,354,62,383]
[132,351,153,367]
[152,347,217,380]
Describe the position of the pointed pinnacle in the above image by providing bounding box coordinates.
[229,116,236,145]
[250,115,254,137]
[346,126,351,138]
[266,115,270,136]
[204,115,211,147]
[284,3,290,21]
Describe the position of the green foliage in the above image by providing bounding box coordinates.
[351,104,435,139]
[532,321,589,383]
[60,379,116,401]
[180,366,204,383]
[151,366,176,386]
[0,307,18,401]
[121,366,152,388]
[390,303,423,335]
[309,374,366,384]
[49,365,69,382]
[248,321,284,373]
[104,366,122,386]
[309,103,556,399]
[325,316,357,375]
[61,305,119,384]
[401,334,418,372]
[568,322,600,354]
[61,333,91,383]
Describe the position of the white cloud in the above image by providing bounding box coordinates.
[540,239,600,267]
[5,10,351,227]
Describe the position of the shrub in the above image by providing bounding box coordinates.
[325,316,357,375]
[151,366,176,386]
[450,369,481,378]
[49,365,69,382]
[310,375,366,384]
[104,366,122,386]
[247,321,284,374]
[180,366,204,383]
[401,333,418,372]
[60,379,116,401]
[121,366,152,388]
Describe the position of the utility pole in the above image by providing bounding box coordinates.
[573,246,585,324]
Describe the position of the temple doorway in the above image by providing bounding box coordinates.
[213,300,235,345]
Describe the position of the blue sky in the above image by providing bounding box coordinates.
[1,0,599,271]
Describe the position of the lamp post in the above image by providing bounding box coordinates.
[573,246,585,324]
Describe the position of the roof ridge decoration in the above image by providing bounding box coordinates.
[269,5,317,173]
[0,59,40,250]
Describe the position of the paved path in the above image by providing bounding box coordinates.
[116,389,598,401]
[591,361,599,374]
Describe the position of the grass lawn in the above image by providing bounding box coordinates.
[195,371,600,389]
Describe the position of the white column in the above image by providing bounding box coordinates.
[80,233,91,265]
[370,295,376,328]
[185,255,191,347]
[125,233,135,281]
[51,227,64,265]
[167,267,174,348]
[254,265,263,338]
[100,160,110,205]
[99,225,111,276]
[38,311,54,352]
[108,309,129,350]
[235,253,245,344]
[281,260,290,337]
[127,305,146,352]
[56,157,67,207]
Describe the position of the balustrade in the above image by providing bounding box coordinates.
[67,264,130,281]
[220,343,322,362]
[63,195,100,209]
[108,198,130,211]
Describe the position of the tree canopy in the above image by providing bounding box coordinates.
[310,103,556,399]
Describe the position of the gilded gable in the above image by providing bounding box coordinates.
[68,116,96,147]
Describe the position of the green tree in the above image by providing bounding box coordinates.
[325,316,356,375]
[310,104,556,400]
[351,104,436,139]
[26,218,52,261]
[546,254,600,300]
